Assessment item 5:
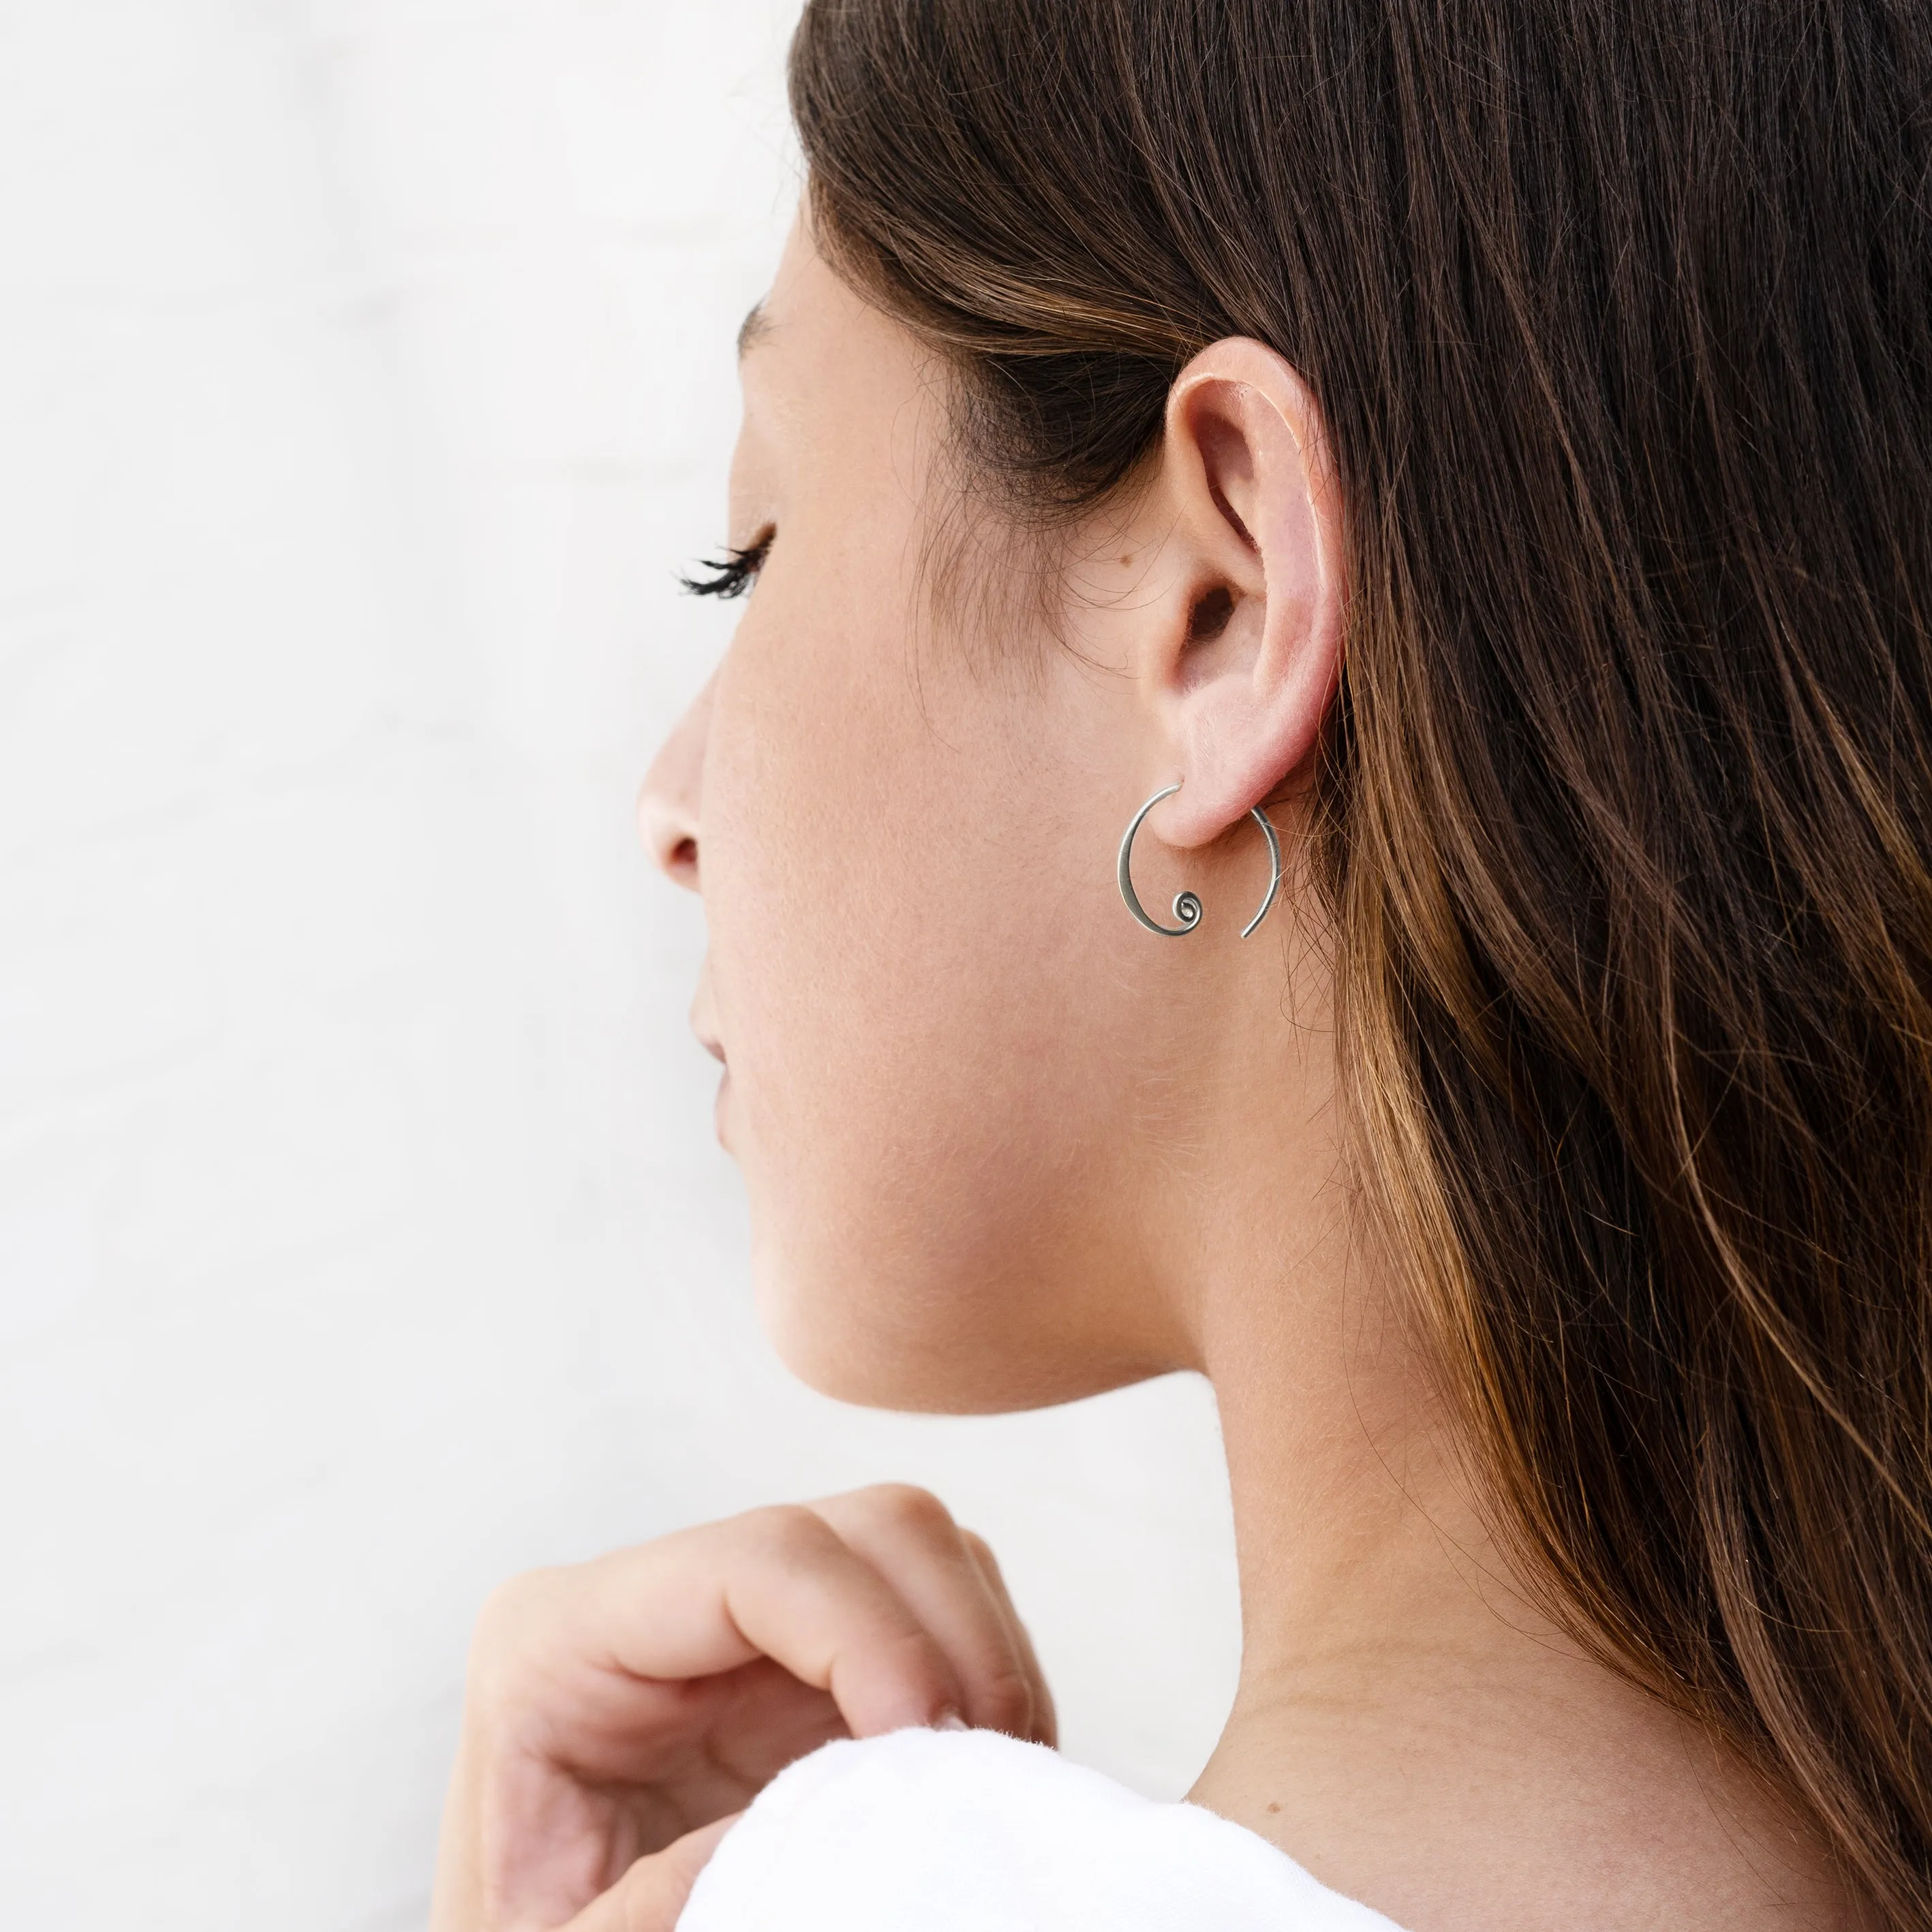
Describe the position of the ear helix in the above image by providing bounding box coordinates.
[1116,783,1281,938]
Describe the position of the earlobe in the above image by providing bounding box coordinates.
[1141,339,1345,851]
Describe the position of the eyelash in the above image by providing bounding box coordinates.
[681,531,773,600]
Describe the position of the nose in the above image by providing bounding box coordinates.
[639,671,716,892]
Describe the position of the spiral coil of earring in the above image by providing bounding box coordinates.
[1117,782,1281,938]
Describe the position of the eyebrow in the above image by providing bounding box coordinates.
[737,302,773,359]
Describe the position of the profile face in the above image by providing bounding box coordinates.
[640,222,1219,1413]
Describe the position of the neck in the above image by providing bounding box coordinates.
[1167,1064,1860,1931]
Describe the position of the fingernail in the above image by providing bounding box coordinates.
[935,1708,969,1732]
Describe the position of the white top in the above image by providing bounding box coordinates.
[677,1725,1406,1931]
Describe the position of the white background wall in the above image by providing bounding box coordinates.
[0,5,1241,1928]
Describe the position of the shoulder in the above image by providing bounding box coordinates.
[677,1726,1403,1931]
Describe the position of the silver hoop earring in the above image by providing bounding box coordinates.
[1117,783,1281,938]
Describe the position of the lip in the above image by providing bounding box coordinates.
[689,970,729,1146]
[694,1029,731,1147]
[689,972,726,1064]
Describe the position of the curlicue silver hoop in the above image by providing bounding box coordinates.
[1117,782,1282,938]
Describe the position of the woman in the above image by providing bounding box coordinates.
[429,1,1932,1926]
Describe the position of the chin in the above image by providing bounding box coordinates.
[747,1225,1163,1417]
[750,1244,984,1412]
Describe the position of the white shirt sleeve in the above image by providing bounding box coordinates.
[675,1725,1407,1932]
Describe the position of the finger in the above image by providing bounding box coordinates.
[808,1486,1037,1741]
[535,1507,966,1740]
[962,1529,1058,1748]
[560,1813,740,1932]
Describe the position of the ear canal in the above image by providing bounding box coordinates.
[1186,585,1236,644]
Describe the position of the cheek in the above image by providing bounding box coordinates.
[698,602,1144,1398]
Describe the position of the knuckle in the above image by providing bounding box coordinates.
[960,1528,1002,1577]
[856,1482,954,1537]
[743,1502,838,1565]
[465,1567,560,1698]
[473,1567,550,1644]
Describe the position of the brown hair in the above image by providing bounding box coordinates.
[791,0,1932,1918]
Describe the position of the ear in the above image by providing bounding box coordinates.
[1135,339,1345,850]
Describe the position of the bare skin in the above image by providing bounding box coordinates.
[429,218,1861,1932]
[430,1488,1054,1930]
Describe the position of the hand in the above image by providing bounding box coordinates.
[429,1484,1057,1932]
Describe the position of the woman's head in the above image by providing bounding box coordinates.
[645,0,1932,1917]
[644,219,1353,1411]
